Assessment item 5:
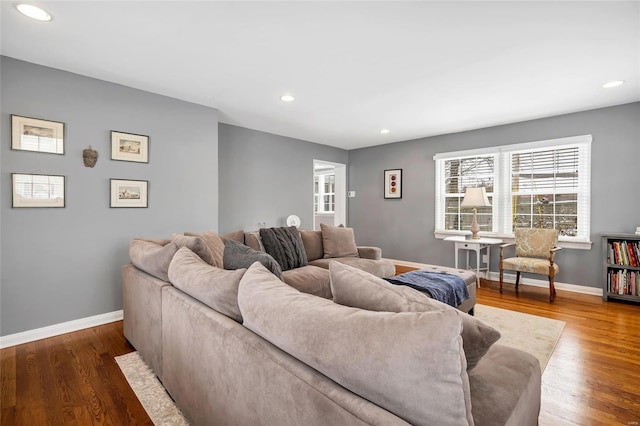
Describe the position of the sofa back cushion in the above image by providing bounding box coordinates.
[320,223,359,258]
[329,262,500,371]
[299,230,324,261]
[168,247,246,322]
[259,227,308,271]
[223,239,283,280]
[238,262,473,426]
[129,239,179,282]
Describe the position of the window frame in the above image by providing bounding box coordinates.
[314,171,336,214]
[434,134,592,249]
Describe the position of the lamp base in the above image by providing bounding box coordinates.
[470,207,480,239]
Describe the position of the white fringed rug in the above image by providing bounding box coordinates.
[474,304,565,371]
[116,304,565,424]
[114,352,189,425]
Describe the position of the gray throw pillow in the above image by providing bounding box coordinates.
[168,247,246,322]
[259,226,308,271]
[238,262,473,426]
[223,239,284,280]
[329,262,500,371]
[320,223,359,258]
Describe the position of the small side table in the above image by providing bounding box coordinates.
[444,236,503,287]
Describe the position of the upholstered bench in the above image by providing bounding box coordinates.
[386,259,477,315]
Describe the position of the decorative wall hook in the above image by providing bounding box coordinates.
[83,145,98,168]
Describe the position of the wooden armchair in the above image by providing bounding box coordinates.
[499,228,562,302]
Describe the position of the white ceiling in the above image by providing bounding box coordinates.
[1,1,638,150]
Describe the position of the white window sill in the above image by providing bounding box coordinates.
[434,230,592,250]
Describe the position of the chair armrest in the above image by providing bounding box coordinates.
[549,246,562,263]
[499,243,515,262]
[357,246,382,260]
[550,247,562,252]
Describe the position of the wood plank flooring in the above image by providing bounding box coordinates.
[1,281,639,425]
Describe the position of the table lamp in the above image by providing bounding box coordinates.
[460,187,491,240]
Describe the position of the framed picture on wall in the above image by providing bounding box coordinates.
[110,179,148,208]
[111,131,149,163]
[384,169,402,199]
[11,115,65,154]
[12,173,66,208]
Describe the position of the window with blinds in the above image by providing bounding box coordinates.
[434,135,592,247]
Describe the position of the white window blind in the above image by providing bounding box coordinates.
[434,135,592,247]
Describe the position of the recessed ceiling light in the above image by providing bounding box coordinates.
[380,129,390,134]
[280,95,295,102]
[602,80,624,88]
[16,4,52,21]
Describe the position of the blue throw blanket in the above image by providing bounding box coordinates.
[384,270,469,307]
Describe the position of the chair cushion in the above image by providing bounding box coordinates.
[329,262,500,371]
[502,257,559,275]
[282,265,331,299]
[184,231,226,267]
[238,262,474,426]
[309,257,396,278]
[299,229,324,261]
[515,228,558,258]
[129,239,179,282]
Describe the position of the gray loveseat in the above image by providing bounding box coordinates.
[122,229,541,425]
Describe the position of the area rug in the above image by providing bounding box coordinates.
[116,305,564,424]
[474,304,565,371]
[114,352,188,426]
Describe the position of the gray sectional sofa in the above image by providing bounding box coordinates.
[122,227,541,425]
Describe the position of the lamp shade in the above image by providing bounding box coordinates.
[460,187,491,208]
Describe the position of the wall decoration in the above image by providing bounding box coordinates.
[12,173,65,208]
[110,179,148,208]
[83,145,98,168]
[11,115,65,154]
[111,131,149,163]
[384,169,402,199]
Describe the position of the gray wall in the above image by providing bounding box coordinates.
[348,102,640,289]
[218,124,348,232]
[1,57,219,336]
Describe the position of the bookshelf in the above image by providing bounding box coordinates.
[602,233,640,303]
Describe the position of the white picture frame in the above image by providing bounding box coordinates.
[11,115,65,154]
[110,179,148,208]
[111,131,149,163]
[12,173,66,208]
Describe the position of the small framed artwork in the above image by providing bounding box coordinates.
[111,131,149,163]
[110,179,148,208]
[384,169,402,199]
[12,173,66,208]
[11,115,65,154]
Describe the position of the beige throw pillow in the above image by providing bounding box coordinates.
[329,262,500,371]
[185,230,226,267]
[168,247,246,322]
[171,234,216,266]
[320,223,359,258]
[238,262,473,426]
[129,239,179,282]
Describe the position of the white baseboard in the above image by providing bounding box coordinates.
[0,310,123,349]
[487,271,603,296]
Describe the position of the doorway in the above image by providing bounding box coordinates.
[313,160,346,230]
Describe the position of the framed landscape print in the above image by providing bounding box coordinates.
[11,115,65,154]
[384,169,402,199]
[110,179,148,208]
[111,131,149,163]
[12,173,66,208]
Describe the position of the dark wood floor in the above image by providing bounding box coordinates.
[1,281,639,425]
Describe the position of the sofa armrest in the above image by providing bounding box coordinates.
[357,246,382,260]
